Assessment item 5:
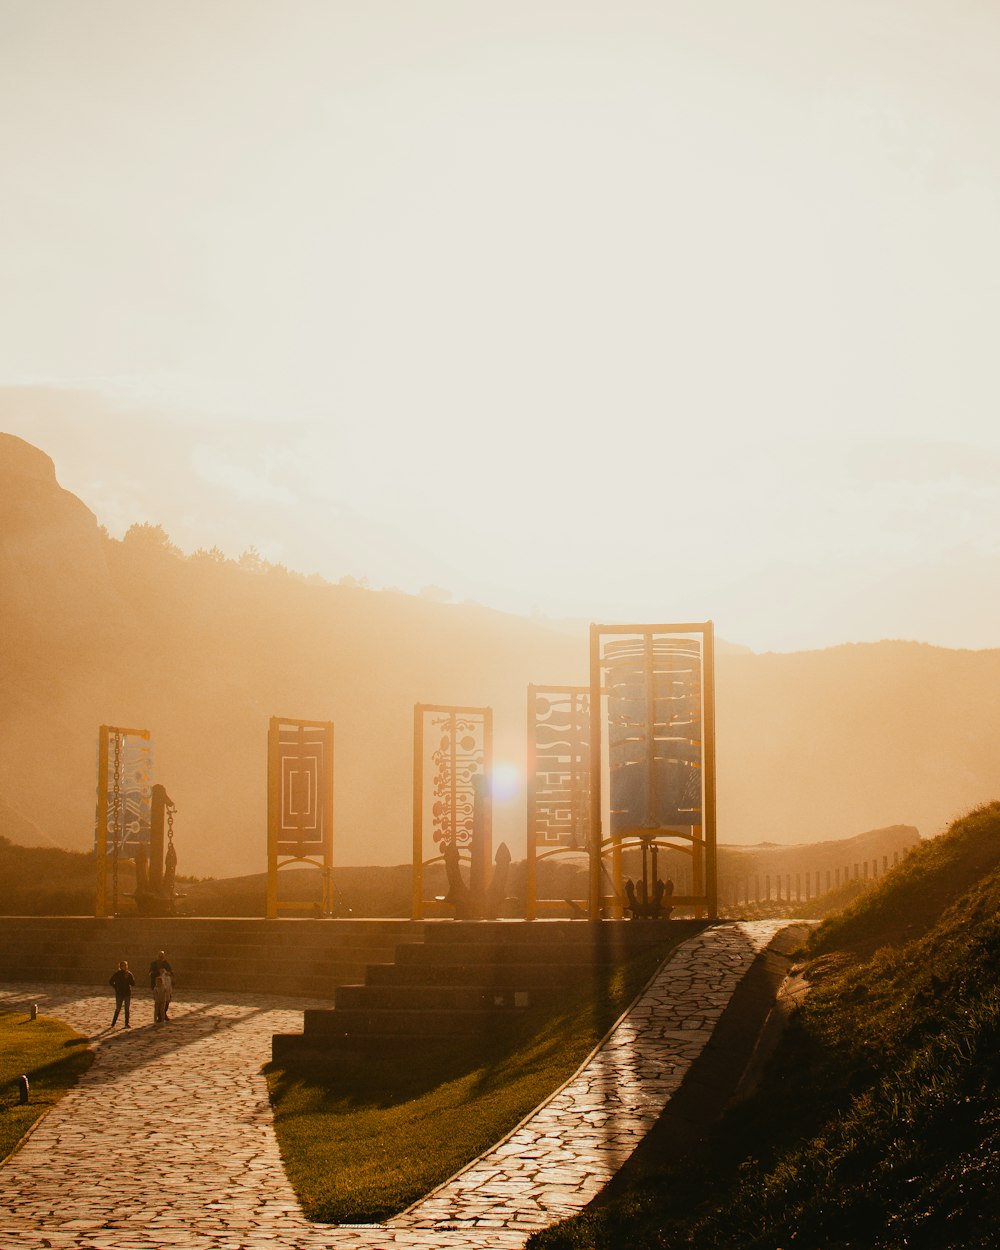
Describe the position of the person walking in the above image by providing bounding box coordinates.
[153,971,170,1023]
[160,966,173,1021]
[148,950,175,1022]
[147,949,173,988]
[109,960,135,1028]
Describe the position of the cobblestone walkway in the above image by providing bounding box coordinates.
[0,921,792,1249]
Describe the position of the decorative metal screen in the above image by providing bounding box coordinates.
[98,731,153,855]
[267,717,334,917]
[273,721,331,853]
[529,686,591,850]
[525,685,591,919]
[94,724,152,917]
[412,703,492,918]
[430,712,485,853]
[588,623,718,920]
[605,636,703,836]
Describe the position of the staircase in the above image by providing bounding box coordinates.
[271,919,700,1059]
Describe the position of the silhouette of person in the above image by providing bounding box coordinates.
[153,971,172,1023]
[109,960,135,1028]
[148,949,174,1019]
[148,949,172,989]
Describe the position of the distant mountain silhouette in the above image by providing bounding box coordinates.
[2,432,998,876]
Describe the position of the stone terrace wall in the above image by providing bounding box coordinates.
[0,917,426,1000]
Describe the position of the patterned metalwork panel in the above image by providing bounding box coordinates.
[532,688,590,849]
[429,711,487,854]
[274,722,331,854]
[605,635,703,835]
[98,731,152,858]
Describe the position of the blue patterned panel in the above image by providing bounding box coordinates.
[606,636,702,835]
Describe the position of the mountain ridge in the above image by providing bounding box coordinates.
[2,431,998,875]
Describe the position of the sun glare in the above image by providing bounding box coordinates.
[490,761,521,803]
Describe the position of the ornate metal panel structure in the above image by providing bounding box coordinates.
[589,623,717,920]
[412,704,492,918]
[606,636,703,836]
[525,685,591,919]
[267,717,334,918]
[94,724,153,917]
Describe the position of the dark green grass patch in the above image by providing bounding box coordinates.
[0,1008,93,1162]
[266,936,686,1223]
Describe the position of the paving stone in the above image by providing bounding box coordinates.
[0,921,791,1248]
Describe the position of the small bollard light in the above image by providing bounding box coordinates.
[18,1075,29,1104]
[30,1004,38,1021]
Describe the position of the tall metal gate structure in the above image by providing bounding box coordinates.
[95,724,153,917]
[412,703,492,919]
[589,622,717,919]
[267,716,334,918]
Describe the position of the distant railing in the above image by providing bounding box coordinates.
[717,849,910,908]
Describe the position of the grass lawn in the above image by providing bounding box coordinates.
[0,1007,93,1163]
[266,935,687,1223]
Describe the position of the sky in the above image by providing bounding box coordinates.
[2,0,999,653]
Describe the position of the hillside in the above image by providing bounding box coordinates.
[0,822,917,918]
[0,838,95,917]
[532,802,1000,1249]
[0,434,583,875]
[3,431,1000,876]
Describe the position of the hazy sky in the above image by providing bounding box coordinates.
[3,1,999,652]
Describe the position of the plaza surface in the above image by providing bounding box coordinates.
[0,920,793,1250]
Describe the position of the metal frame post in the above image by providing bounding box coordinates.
[588,624,602,919]
[412,704,425,919]
[703,621,718,918]
[526,685,537,920]
[95,726,110,918]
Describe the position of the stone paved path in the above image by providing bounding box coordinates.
[0,921,792,1249]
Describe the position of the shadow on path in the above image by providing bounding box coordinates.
[596,922,811,1202]
[0,985,299,1087]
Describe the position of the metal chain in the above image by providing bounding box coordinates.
[164,800,177,900]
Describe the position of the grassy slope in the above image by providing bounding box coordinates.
[0,838,96,915]
[0,1007,93,1162]
[265,937,685,1223]
[531,801,1000,1250]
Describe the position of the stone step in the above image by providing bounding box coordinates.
[0,940,398,967]
[0,950,378,978]
[303,1006,523,1037]
[174,971,340,997]
[0,917,428,999]
[418,919,684,946]
[365,960,609,988]
[0,919,419,937]
[392,940,646,966]
[266,920,695,1055]
[334,983,532,1012]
